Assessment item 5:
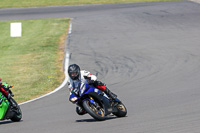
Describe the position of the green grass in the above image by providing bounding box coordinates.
[0,18,70,103]
[0,0,179,8]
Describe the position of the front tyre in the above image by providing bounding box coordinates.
[113,102,127,117]
[82,100,105,121]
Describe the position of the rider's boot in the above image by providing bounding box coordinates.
[104,88,122,107]
[104,87,118,101]
[93,81,120,103]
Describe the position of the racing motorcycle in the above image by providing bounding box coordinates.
[70,82,127,121]
[0,83,22,122]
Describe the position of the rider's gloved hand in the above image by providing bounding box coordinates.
[88,80,95,84]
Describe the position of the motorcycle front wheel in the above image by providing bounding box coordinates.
[82,100,105,121]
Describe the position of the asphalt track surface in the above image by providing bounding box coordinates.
[1,1,200,132]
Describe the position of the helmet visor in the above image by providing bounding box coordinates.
[70,72,79,79]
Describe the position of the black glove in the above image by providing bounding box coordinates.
[89,80,95,85]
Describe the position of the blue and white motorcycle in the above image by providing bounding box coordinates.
[70,82,127,121]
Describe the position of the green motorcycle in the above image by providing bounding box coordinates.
[0,83,22,122]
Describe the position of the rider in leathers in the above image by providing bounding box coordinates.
[67,64,117,115]
[0,78,17,108]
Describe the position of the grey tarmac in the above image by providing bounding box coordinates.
[1,1,200,133]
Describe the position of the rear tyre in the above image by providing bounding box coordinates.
[10,99,22,122]
[113,102,127,117]
[83,100,105,121]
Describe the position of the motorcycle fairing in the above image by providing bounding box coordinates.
[0,92,9,120]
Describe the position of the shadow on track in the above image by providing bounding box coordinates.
[0,120,13,125]
[76,116,118,122]
[0,120,23,125]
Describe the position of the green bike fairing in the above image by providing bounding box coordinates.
[0,83,10,120]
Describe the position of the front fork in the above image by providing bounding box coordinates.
[88,96,96,106]
[83,96,99,109]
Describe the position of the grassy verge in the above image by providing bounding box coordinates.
[0,18,70,103]
[0,0,180,8]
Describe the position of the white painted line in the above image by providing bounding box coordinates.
[68,22,72,34]
[19,22,72,105]
[10,22,22,37]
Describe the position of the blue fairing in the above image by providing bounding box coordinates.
[69,83,105,101]
[79,84,98,97]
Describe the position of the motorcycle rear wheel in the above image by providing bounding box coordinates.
[10,99,22,122]
[112,103,127,117]
[83,100,105,121]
